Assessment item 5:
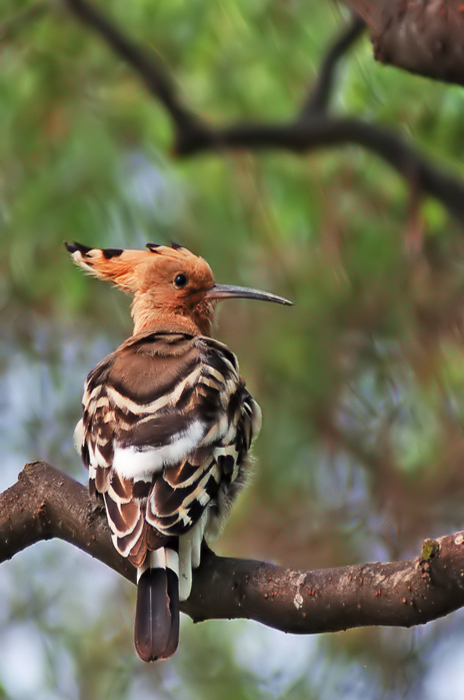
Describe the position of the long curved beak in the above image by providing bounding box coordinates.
[206,284,293,306]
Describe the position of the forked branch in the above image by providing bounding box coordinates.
[58,0,464,223]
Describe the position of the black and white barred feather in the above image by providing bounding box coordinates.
[74,329,261,661]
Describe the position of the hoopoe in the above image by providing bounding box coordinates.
[66,241,291,662]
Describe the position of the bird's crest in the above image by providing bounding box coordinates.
[65,241,291,335]
[65,241,209,295]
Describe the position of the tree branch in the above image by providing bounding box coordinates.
[300,13,365,116]
[340,0,464,87]
[2,461,464,635]
[175,117,464,223]
[61,0,209,145]
[58,0,464,224]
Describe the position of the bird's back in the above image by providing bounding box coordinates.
[74,328,261,659]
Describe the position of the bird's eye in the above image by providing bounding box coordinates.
[174,273,188,289]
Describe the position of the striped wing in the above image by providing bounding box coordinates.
[76,331,261,575]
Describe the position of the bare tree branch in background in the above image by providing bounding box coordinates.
[56,0,464,224]
[2,462,464,635]
[62,0,210,147]
[300,13,365,116]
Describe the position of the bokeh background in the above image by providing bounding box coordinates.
[2,1,464,698]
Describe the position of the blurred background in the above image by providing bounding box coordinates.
[2,0,464,698]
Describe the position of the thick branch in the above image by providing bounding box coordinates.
[175,117,464,223]
[58,0,464,223]
[341,0,464,86]
[2,461,464,634]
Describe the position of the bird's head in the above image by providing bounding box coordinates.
[65,241,292,335]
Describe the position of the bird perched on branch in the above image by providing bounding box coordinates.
[66,241,291,662]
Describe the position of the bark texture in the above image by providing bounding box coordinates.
[342,0,464,85]
[2,462,464,634]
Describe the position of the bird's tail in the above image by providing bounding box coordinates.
[134,546,180,662]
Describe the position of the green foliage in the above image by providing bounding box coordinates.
[2,1,464,699]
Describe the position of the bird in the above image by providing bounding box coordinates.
[66,240,292,662]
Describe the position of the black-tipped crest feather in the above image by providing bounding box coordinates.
[146,242,162,252]
[64,241,92,256]
[102,247,123,259]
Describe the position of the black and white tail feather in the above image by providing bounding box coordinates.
[75,329,261,661]
[135,547,180,661]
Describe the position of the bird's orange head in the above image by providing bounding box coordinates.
[65,241,292,335]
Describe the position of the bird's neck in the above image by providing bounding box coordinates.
[131,301,212,337]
